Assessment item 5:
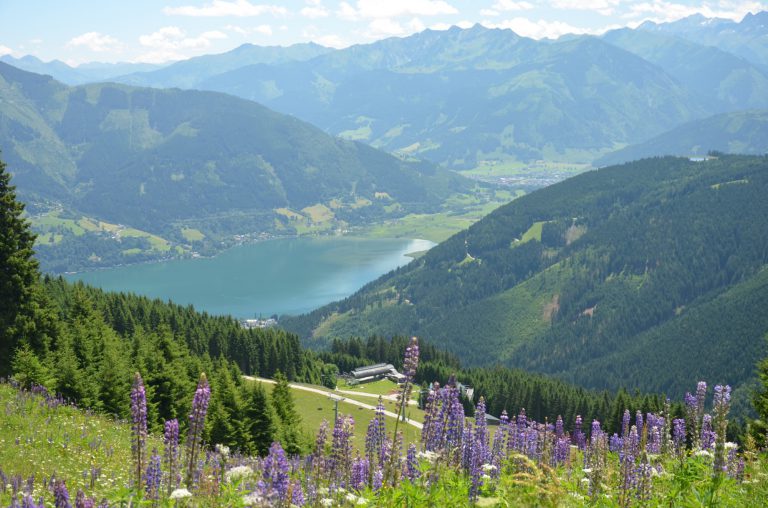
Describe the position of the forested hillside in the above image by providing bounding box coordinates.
[283,155,768,399]
[0,62,470,272]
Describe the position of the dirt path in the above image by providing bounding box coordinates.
[243,376,423,430]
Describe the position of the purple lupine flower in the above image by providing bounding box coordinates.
[635,458,652,502]
[351,456,370,490]
[473,397,490,465]
[405,444,419,481]
[22,495,45,508]
[312,419,329,481]
[145,448,162,501]
[290,480,304,507]
[713,384,732,474]
[700,414,715,451]
[490,417,506,473]
[461,425,474,472]
[163,419,180,494]
[185,373,210,488]
[131,372,148,488]
[330,416,354,486]
[75,490,94,508]
[622,410,630,438]
[684,391,698,445]
[53,480,71,508]
[394,337,420,432]
[402,337,419,383]
[635,411,644,437]
[372,468,383,491]
[610,433,623,452]
[573,415,585,450]
[554,436,570,466]
[696,382,707,419]
[673,418,686,457]
[263,442,290,502]
[555,415,564,439]
[366,398,387,469]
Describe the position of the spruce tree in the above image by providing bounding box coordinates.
[245,381,276,456]
[271,371,303,455]
[0,155,55,376]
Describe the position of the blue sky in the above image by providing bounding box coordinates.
[1,0,765,65]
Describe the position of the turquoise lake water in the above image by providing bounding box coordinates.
[65,237,433,318]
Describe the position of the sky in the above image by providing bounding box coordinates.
[0,0,766,66]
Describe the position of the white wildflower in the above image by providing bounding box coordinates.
[695,449,713,458]
[320,498,334,507]
[481,463,497,472]
[318,487,330,495]
[580,478,590,485]
[417,450,438,463]
[242,492,263,505]
[582,468,593,474]
[725,442,738,450]
[569,492,585,500]
[345,493,358,503]
[170,488,192,499]
[356,497,368,505]
[216,443,231,457]
[225,465,253,483]
[481,474,491,481]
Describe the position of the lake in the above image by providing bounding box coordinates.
[65,237,434,318]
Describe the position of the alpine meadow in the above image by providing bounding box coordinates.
[2,3,768,507]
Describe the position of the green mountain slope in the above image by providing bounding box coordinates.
[0,62,470,271]
[282,155,768,397]
[596,110,768,166]
[601,28,768,112]
[199,32,702,168]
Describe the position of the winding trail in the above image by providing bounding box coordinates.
[243,376,423,430]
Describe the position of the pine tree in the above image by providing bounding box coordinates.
[0,155,55,376]
[245,381,276,456]
[271,371,303,455]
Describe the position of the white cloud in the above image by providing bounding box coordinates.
[480,9,500,16]
[225,24,250,36]
[67,32,123,53]
[493,1,534,11]
[551,0,620,16]
[339,0,458,20]
[0,45,13,57]
[337,2,359,21]
[164,0,287,17]
[225,24,273,36]
[365,18,407,37]
[136,27,228,63]
[301,6,329,18]
[486,17,593,39]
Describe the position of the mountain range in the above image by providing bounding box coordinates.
[0,61,469,271]
[98,14,768,168]
[282,154,768,401]
[7,14,768,169]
